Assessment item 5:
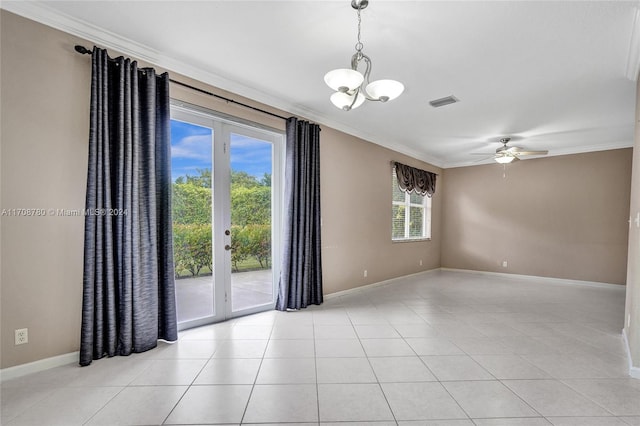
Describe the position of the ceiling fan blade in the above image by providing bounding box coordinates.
[494,152,519,163]
[471,153,495,155]
[472,156,495,163]
[515,150,548,156]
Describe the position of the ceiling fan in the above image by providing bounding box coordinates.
[475,137,549,164]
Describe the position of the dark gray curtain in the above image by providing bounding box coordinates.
[80,47,177,366]
[393,161,437,197]
[276,118,323,311]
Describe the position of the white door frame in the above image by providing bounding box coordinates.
[171,101,283,330]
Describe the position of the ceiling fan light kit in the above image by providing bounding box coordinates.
[487,137,548,164]
[495,155,515,164]
[324,0,404,111]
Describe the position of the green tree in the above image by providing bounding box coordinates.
[172,169,212,277]
[172,168,274,275]
[260,173,271,187]
[392,205,405,239]
[173,223,212,277]
[231,186,271,227]
[231,170,260,190]
[230,225,249,272]
[176,168,211,188]
[173,224,192,277]
[244,224,271,268]
[172,183,211,225]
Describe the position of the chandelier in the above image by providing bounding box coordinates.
[324,0,404,111]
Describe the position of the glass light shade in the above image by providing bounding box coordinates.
[495,155,515,164]
[324,69,364,92]
[330,91,366,111]
[365,79,404,102]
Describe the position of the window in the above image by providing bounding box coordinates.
[392,168,432,240]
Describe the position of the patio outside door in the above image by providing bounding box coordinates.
[170,103,282,330]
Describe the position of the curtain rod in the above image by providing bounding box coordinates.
[391,160,439,176]
[74,45,289,121]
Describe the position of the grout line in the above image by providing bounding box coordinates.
[159,349,213,425]
[3,272,634,424]
[313,315,321,425]
[348,309,400,425]
[234,323,274,425]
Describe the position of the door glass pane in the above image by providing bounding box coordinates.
[170,119,214,324]
[229,132,273,312]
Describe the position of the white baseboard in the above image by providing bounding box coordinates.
[0,351,78,382]
[325,268,441,299]
[622,328,640,379]
[0,267,628,381]
[326,267,624,300]
[440,267,625,290]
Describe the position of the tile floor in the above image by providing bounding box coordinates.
[2,270,638,425]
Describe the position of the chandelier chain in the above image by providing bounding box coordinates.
[324,0,404,110]
[355,6,363,56]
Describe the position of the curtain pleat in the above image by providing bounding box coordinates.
[393,161,437,197]
[276,118,323,311]
[80,47,177,367]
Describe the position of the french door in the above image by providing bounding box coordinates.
[170,102,283,330]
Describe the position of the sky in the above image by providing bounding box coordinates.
[170,119,272,182]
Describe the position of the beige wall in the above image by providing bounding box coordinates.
[624,75,640,371]
[1,11,91,370]
[1,9,634,371]
[320,126,442,295]
[441,149,632,284]
[0,11,442,369]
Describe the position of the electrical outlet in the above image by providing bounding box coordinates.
[419,260,423,266]
[15,328,28,345]
[502,261,508,268]
[364,269,368,278]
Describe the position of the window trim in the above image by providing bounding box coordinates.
[392,169,432,242]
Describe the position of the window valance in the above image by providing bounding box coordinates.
[393,161,437,197]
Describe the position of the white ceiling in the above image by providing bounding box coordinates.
[4,0,640,168]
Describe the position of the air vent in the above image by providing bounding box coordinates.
[429,95,459,108]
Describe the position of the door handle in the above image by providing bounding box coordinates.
[224,244,232,251]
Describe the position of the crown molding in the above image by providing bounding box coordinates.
[626,4,640,81]
[317,119,446,168]
[1,1,445,169]
[442,139,634,169]
[1,2,297,116]
[3,1,629,171]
